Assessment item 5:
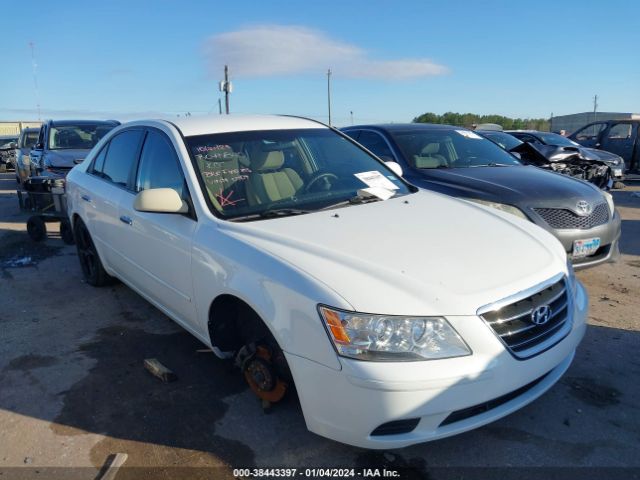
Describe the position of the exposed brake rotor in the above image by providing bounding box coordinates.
[236,344,287,405]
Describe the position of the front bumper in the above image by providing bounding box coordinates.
[287,280,588,449]
[550,209,622,269]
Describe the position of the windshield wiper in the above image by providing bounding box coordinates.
[260,208,311,218]
[467,162,513,167]
[230,208,311,222]
[321,192,390,211]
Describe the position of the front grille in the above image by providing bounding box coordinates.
[479,277,571,359]
[534,203,609,229]
[440,371,551,427]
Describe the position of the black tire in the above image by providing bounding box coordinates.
[60,219,75,245]
[27,216,47,242]
[74,218,111,286]
[613,181,625,190]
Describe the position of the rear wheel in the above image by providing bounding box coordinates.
[60,219,75,245]
[74,218,111,286]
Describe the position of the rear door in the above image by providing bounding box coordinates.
[116,128,198,328]
[599,122,635,168]
[83,128,145,273]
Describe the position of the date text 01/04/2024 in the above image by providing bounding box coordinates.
[232,468,400,478]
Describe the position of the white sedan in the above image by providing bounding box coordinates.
[66,114,587,449]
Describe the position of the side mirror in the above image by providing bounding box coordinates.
[385,161,403,177]
[133,188,188,214]
[34,143,44,150]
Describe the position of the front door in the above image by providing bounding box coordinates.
[598,122,635,170]
[116,129,198,329]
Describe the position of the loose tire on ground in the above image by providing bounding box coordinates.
[27,216,47,242]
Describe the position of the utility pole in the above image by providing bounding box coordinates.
[29,42,41,121]
[327,69,332,126]
[218,98,222,115]
[350,110,354,125]
[593,94,598,123]
[219,65,232,114]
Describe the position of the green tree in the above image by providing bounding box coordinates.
[413,112,551,131]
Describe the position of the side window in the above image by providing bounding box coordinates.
[357,131,394,159]
[574,123,606,141]
[101,130,143,187]
[90,145,109,174]
[135,130,184,196]
[607,123,632,140]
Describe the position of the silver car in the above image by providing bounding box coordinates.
[14,128,40,184]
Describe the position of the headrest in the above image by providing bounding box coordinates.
[421,143,440,155]
[252,150,285,171]
[414,156,444,169]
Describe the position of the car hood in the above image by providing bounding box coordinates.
[44,149,90,167]
[220,190,566,316]
[581,147,622,164]
[406,165,604,209]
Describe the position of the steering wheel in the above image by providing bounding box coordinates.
[304,172,339,192]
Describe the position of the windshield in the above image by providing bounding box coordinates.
[185,128,411,220]
[390,129,521,169]
[0,137,18,149]
[480,131,523,151]
[48,124,116,150]
[20,131,39,149]
[535,132,579,147]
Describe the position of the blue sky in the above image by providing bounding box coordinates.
[1,0,639,126]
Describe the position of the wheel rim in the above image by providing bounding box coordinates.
[76,224,97,279]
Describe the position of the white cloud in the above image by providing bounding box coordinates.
[204,25,448,80]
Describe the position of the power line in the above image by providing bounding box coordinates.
[29,42,41,121]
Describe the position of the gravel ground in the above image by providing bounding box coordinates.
[0,172,638,480]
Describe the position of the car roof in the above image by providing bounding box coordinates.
[343,123,465,133]
[505,130,542,134]
[145,114,327,137]
[49,119,120,127]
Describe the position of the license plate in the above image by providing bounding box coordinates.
[613,168,622,176]
[572,237,601,258]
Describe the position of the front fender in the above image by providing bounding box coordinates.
[191,222,348,371]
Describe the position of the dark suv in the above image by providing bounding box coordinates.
[30,120,120,177]
[569,120,640,173]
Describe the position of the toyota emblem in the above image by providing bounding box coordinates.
[575,200,593,216]
[531,305,552,325]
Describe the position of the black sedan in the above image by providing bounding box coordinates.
[341,123,621,269]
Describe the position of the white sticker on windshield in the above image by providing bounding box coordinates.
[456,130,482,139]
[354,171,399,190]
[358,187,396,200]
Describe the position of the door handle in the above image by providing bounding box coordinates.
[81,194,91,202]
[119,215,133,226]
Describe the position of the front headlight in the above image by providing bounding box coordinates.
[318,306,471,361]
[602,191,615,216]
[465,198,529,220]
